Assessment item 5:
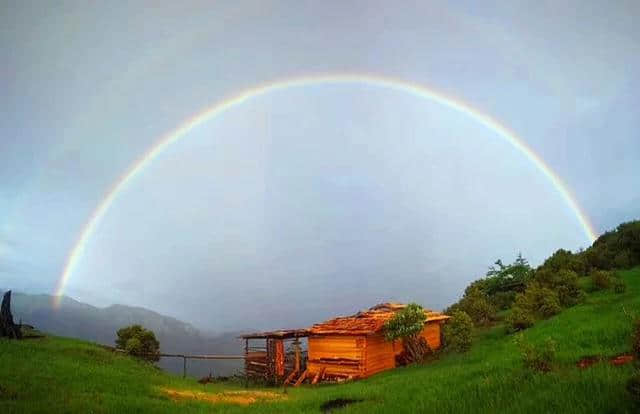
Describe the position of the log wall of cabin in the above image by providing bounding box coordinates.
[363,333,396,377]
[307,335,365,377]
[420,321,442,349]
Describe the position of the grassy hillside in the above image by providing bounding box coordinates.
[1,268,638,413]
[2,291,244,377]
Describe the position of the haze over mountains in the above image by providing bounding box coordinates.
[1,289,244,377]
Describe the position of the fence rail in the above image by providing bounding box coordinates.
[107,346,246,378]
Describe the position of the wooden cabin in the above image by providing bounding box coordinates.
[240,303,449,385]
[306,303,449,380]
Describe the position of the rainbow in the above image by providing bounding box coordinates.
[53,73,598,307]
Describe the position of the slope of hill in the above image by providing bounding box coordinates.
[2,268,638,413]
[0,291,245,377]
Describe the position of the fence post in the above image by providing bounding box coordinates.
[183,356,187,378]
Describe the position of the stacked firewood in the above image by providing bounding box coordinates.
[397,337,432,365]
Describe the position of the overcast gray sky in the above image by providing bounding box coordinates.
[2,1,639,332]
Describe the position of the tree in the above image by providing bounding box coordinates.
[0,291,22,339]
[115,325,160,362]
[443,310,473,352]
[453,286,495,325]
[384,303,429,363]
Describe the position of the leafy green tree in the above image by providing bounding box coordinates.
[533,268,583,307]
[455,286,496,326]
[384,303,426,341]
[115,325,160,362]
[443,310,473,352]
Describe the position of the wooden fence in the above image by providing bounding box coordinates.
[107,347,246,378]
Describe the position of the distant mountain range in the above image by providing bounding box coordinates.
[1,289,245,377]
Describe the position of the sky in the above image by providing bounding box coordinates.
[1,0,639,332]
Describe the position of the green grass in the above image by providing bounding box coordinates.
[2,268,639,413]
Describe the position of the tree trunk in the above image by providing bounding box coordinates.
[0,291,22,339]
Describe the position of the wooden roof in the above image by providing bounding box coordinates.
[309,303,450,335]
[239,328,310,339]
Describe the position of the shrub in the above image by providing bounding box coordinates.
[455,287,496,326]
[613,277,627,294]
[628,371,640,404]
[505,305,535,333]
[614,250,632,269]
[115,325,160,362]
[514,334,556,372]
[490,291,517,311]
[591,270,613,290]
[443,310,473,352]
[534,269,583,307]
[520,283,561,317]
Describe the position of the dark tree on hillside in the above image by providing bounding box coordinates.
[0,291,22,339]
[115,324,160,362]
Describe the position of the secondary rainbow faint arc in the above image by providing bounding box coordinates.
[53,73,598,306]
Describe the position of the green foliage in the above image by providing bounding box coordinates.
[613,277,627,294]
[450,286,496,326]
[443,310,473,352]
[489,290,517,311]
[521,283,561,317]
[1,267,639,413]
[591,270,613,290]
[505,282,562,332]
[383,303,426,341]
[514,334,556,372]
[447,254,532,323]
[483,253,533,299]
[115,325,160,362]
[505,305,535,333]
[583,221,640,270]
[533,268,584,307]
[541,249,587,275]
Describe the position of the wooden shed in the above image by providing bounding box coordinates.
[305,303,449,380]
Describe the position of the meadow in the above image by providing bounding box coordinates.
[1,267,638,413]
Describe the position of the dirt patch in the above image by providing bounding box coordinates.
[162,388,285,406]
[577,356,601,369]
[320,398,364,413]
[577,354,635,369]
[610,354,634,366]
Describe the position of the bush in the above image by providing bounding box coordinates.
[514,334,556,372]
[591,270,613,290]
[443,310,473,352]
[613,277,627,294]
[628,371,640,404]
[454,287,496,326]
[505,305,535,333]
[534,269,583,307]
[521,283,561,317]
[614,250,632,269]
[489,291,517,311]
[115,325,160,362]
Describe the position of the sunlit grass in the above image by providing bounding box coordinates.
[1,268,638,413]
